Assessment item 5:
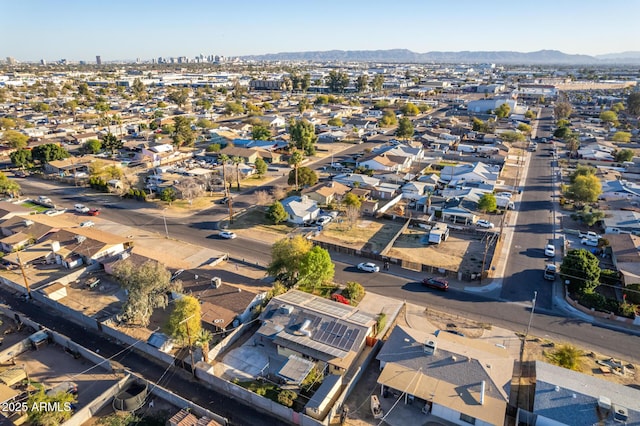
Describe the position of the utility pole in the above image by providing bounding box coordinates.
[16,252,31,299]
[520,291,538,362]
[480,234,493,283]
[179,314,196,377]
[228,195,234,224]
[162,208,169,239]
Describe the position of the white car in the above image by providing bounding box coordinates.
[476,220,495,229]
[496,192,513,199]
[544,244,555,257]
[581,238,599,247]
[79,220,95,228]
[357,262,380,273]
[316,216,332,226]
[44,209,65,217]
[219,231,237,239]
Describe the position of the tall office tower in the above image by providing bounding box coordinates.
[40,59,47,66]
[6,57,16,65]
[96,55,102,65]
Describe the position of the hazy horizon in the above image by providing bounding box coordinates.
[3,0,639,62]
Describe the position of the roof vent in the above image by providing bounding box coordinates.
[23,220,34,227]
[613,405,629,422]
[598,396,612,410]
[211,277,222,289]
[451,356,457,362]
[424,340,437,355]
[280,304,293,315]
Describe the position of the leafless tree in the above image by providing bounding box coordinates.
[255,190,272,206]
[272,187,287,201]
[345,205,360,229]
[175,177,204,203]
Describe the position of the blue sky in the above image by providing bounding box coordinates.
[2,0,639,62]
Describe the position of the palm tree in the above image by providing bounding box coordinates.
[195,329,214,363]
[288,150,304,191]
[232,156,242,191]
[218,154,230,196]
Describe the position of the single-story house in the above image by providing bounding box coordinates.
[281,195,320,225]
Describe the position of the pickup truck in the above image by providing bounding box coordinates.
[578,231,601,240]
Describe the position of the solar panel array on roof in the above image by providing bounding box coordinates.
[306,298,352,318]
[278,291,310,305]
[313,319,361,352]
[350,311,375,325]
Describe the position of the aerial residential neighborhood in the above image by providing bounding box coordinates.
[1,2,640,426]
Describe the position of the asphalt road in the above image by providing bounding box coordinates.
[0,287,282,426]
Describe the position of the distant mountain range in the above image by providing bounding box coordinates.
[242,49,640,65]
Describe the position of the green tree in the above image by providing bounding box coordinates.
[327,117,343,127]
[599,110,619,127]
[172,116,195,147]
[298,246,335,289]
[554,126,572,139]
[611,102,625,113]
[546,344,584,372]
[612,131,631,143]
[195,328,214,363]
[396,117,414,139]
[165,295,202,345]
[268,235,313,287]
[343,192,362,209]
[132,78,146,100]
[267,201,288,224]
[0,117,16,130]
[206,143,221,153]
[289,119,317,155]
[102,133,124,157]
[379,110,397,127]
[27,388,77,426]
[373,100,390,110]
[278,389,298,407]
[252,124,272,140]
[112,259,182,326]
[31,143,69,164]
[83,138,102,154]
[554,102,573,120]
[627,92,640,116]
[10,149,32,168]
[288,166,317,189]
[401,102,420,116]
[326,70,349,93]
[372,74,384,92]
[0,173,20,197]
[500,131,525,142]
[623,283,640,305]
[494,103,511,119]
[560,249,601,295]
[615,148,634,162]
[168,88,189,108]
[196,118,215,129]
[478,193,497,212]
[569,165,596,183]
[1,129,29,149]
[565,133,580,156]
[472,117,491,133]
[524,110,536,119]
[355,75,368,93]
[517,123,532,135]
[224,101,245,115]
[342,281,365,302]
[160,187,177,204]
[254,157,267,176]
[78,82,90,96]
[568,174,601,203]
[32,102,50,112]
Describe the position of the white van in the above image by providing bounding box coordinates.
[74,204,89,213]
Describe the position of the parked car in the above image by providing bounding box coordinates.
[79,220,95,228]
[44,209,65,217]
[74,203,90,213]
[316,216,332,226]
[476,220,495,229]
[357,262,380,273]
[219,231,237,239]
[331,294,350,305]
[421,277,449,291]
[544,244,555,257]
[87,209,100,216]
[581,238,599,247]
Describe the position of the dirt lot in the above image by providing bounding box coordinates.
[318,219,404,253]
[387,227,490,274]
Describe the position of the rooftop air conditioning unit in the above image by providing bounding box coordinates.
[280,305,294,315]
[74,235,87,243]
[23,220,34,227]
[211,277,222,289]
[424,340,437,355]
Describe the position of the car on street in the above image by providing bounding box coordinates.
[357,262,380,273]
[421,277,449,291]
[87,208,100,216]
[74,203,90,213]
[79,220,95,228]
[219,231,237,239]
[544,244,555,257]
[476,219,495,229]
[581,238,599,247]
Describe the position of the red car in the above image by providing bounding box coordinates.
[331,294,350,305]
[421,277,449,291]
[87,209,100,216]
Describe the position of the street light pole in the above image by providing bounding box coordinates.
[162,208,169,239]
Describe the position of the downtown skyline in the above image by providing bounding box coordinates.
[2,0,640,62]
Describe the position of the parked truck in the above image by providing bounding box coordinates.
[496,196,515,210]
[429,223,450,244]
